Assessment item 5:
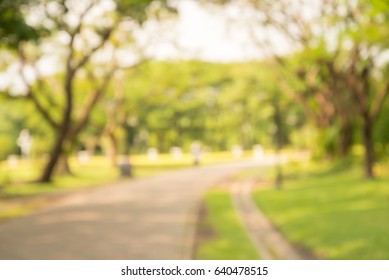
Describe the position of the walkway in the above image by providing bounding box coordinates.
[231,179,310,259]
[0,160,261,260]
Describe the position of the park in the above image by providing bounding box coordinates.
[0,0,389,260]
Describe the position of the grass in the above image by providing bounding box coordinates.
[195,189,260,260]
[0,157,119,198]
[251,160,389,259]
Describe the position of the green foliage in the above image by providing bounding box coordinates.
[1,58,305,162]
[118,60,304,153]
[0,0,40,48]
[0,99,25,159]
[116,0,176,22]
[2,0,389,178]
[0,135,15,160]
[0,97,54,160]
[374,98,389,158]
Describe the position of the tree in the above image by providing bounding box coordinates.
[288,0,389,177]
[3,0,175,182]
[219,0,389,178]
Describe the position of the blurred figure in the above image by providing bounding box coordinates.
[147,147,159,162]
[253,144,264,161]
[170,146,183,160]
[190,141,202,166]
[231,145,243,159]
[17,129,32,160]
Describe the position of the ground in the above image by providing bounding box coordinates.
[0,160,262,259]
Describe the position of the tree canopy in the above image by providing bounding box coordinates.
[1,0,389,182]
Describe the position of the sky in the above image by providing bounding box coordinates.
[0,0,298,94]
[135,0,292,62]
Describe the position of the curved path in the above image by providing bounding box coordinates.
[0,159,265,260]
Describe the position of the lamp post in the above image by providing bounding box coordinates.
[272,92,283,190]
[17,129,32,160]
[118,115,138,177]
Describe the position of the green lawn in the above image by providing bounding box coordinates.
[0,157,116,197]
[252,161,389,259]
[195,189,260,260]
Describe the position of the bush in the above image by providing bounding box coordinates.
[0,135,17,160]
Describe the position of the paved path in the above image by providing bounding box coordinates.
[0,160,262,260]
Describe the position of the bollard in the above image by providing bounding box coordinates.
[118,156,132,177]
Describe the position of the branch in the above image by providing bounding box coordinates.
[26,91,60,129]
[17,47,60,129]
[45,76,63,108]
[70,67,116,138]
[31,63,62,110]
[279,78,320,126]
[345,46,367,111]
[63,3,97,113]
[73,28,114,71]
[65,1,95,78]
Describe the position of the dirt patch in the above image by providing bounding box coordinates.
[291,242,320,260]
[210,176,235,190]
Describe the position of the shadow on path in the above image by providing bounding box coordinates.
[0,159,267,259]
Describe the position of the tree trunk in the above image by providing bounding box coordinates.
[339,121,353,157]
[274,150,283,190]
[39,123,70,182]
[107,131,118,167]
[39,68,73,182]
[273,97,283,190]
[362,114,374,179]
[55,153,72,176]
[157,132,165,153]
